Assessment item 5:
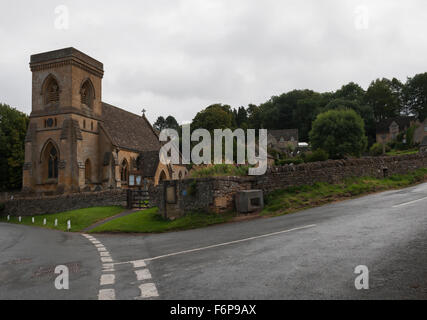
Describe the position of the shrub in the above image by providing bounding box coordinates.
[309,109,368,159]
[369,142,390,156]
[304,149,329,163]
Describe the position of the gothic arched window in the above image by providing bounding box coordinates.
[43,76,60,106]
[48,145,59,179]
[81,80,95,108]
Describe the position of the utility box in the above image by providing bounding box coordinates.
[235,190,264,213]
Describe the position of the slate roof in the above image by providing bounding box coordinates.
[376,116,416,134]
[138,151,161,178]
[268,129,299,141]
[101,103,161,152]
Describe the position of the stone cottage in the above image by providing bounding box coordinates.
[23,48,187,194]
[267,129,299,153]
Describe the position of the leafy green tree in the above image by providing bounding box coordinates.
[153,116,167,131]
[323,98,376,146]
[309,109,367,159]
[191,104,234,132]
[366,78,402,122]
[0,103,29,191]
[404,72,427,121]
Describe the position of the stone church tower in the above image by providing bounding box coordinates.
[23,48,187,194]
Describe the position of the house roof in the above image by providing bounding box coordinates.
[268,129,299,141]
[421,136,427,147]
[101,102,161,153]
[376,116,416,134]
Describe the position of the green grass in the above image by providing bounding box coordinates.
[262,168,427,216]
[0,206,125,232]
[191,164,250,178]
[386,148,419,156]
[90,207,234,234]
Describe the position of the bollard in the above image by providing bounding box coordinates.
[67,220,71,232]
[32,217,35,224]
[18,216,21,222]
[7,215,10,221]
[54,219,58,227]
[43,218,47,225]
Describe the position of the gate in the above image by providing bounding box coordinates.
[127,189,151,209]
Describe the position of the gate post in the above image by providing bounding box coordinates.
[127,189,133,209]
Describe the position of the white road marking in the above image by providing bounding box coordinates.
[115,224,316,265]
[100,274,115,286]
[98,289,116,300]
[101,257,113,263]
[132,260,147,268]
[393,196,427,208]
[138,283,159,299]
[135,268,152,281]
[82,234,116,300]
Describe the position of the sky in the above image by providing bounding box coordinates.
[1,0,427,124]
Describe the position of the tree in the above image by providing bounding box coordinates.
[191,104,234,132]
[153,116,167,131]
[0,103,29,191]
[154,115,180,132]
[309,109,367,159]
[323,98,376,146]
[404,72,427,121]
[366,78,402,122]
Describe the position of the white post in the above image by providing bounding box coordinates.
[18,216,21,222]
[43,218,47,225]
[32,217,35,224]
[54,219,58,227]
[67,220,71,232]
[7,215,10,221]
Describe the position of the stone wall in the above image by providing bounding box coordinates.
[255,154,426,193]
[157,153,427,217]
[0,189,127,217]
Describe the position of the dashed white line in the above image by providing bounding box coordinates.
[138,283,159,299]
[98,288,116,300]
[135,268,152,281]
[82,234,116,300]
[100,274,115,286]
[393,196,427,208]
[132,260,147,268]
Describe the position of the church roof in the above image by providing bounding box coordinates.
[101,103,161,153]
[268,129,299,141]
[139,150,161,178]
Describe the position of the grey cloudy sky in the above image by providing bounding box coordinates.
[1,0,427,124]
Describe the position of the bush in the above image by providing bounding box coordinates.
[309,109,367,159]
[304,149,329,163]
[369,142,390,156]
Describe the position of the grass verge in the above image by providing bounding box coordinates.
[262,168,427,216]
[0,206,125,232]
[90,208,234,234]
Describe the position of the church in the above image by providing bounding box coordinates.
[23,48,187,194]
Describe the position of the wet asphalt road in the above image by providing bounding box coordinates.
[1,183,427,300]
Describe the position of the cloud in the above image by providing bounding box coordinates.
[1,0,427,124]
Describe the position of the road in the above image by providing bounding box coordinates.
[1,182,427,300]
